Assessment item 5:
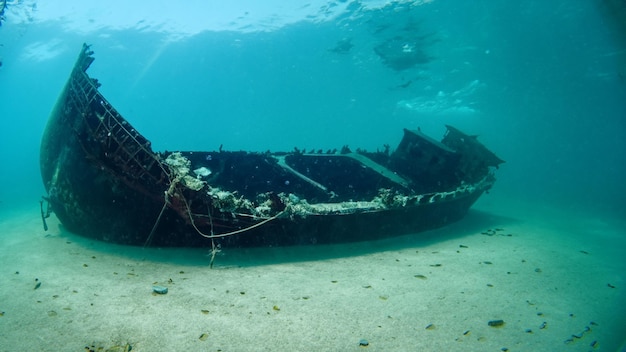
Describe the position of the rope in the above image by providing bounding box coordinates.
[182,193,284,239]
[143,176,179,247]
[143,192,169,248]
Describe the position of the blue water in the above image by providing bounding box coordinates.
[1,1,625,214]
[0,1,625,349]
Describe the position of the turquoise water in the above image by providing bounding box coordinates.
[1,1,625,350]
[1,1,624,211]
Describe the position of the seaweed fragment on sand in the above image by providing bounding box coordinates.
[488,319,505,327]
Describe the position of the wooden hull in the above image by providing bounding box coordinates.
[40,44,503,248]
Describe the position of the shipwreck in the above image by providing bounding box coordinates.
[40,44,504,248]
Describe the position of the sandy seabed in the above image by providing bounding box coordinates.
[1,196,625,352]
